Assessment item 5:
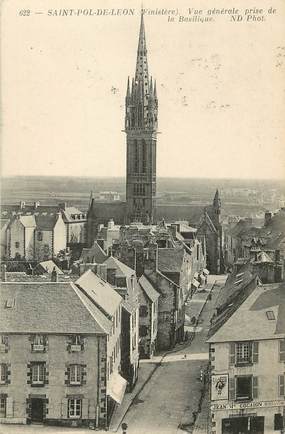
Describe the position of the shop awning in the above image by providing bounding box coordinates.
[192,278,200,288]
[107,372,127,404]
[203,268,210,275]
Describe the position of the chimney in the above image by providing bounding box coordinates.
[20,201,25,210]
[51,267,58,282]
[1,264,7,282]
[275,249,281,263]
[34,201,40,209]
[145,241,158,272]
[107,267,117,286]
[58,202,67,211]
[108,219,115,230]
[170,224,178,239]
[97,264,107,281]
[264,211,272,227]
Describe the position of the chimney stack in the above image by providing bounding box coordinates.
[264,211,272,227]
[1,264,7,282]
[51,267,58,282]
[97,264,107,281]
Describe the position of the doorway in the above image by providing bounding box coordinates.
[30,398,44,423]
[222,416,264,434]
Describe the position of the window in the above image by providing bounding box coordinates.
[15,242,20,248]
[0,336,8,352]
[31,335,46,352]
[279,340,285,362]
[69,365,82,385]
[266,310,275,320]
[0,365,7,385]
[236,342,252,365]
[139,305,148,317]
[236,376,252,401]
[31,363,45,385]
[139,325,148,337]
[37,232,43,241]
[68,398,81,419]
[68,335,83,352]
[0,397,6,417]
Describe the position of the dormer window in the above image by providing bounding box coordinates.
[31,335,47,352]
[68,335,83,352]
[0,336,9,353]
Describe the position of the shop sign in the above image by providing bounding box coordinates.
[211,374,229,401]
[211,399,285,411]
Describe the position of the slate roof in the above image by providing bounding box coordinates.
[103,256,135,278]
[208,282,285,343]
[37,260,64,274]
[158,247,184,273]
[214,265,257,311]
[139,275,160,302]
[1,203,86,224]
[76,269,122,318]
[80,242,108,264]
[35,214,59,231]
[0,282,110,334]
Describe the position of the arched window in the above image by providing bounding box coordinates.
[142,140,146,173]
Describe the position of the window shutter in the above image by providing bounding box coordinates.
[252,341,259,363]
[6,397,13,418]
[252,376,258,399]
[61,398,68,419]
[278,375,285,397]
[81,398,89,419]
[229,342,235,366]
[279,340,285,362]
[229,377,235,400]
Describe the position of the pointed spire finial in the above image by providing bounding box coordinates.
[126,76,130,98]
[154,79,157,98]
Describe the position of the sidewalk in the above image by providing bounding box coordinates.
[109,276,217,432]
[109,356,164,432]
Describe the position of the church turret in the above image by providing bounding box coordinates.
[125,12,158,224]
[213,189,221,218]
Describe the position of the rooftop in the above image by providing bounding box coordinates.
[208,282,285,343]
[139,275,160,302]
[75,269,122,318]
[0,281,110,334]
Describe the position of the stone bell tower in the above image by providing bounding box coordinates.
[125,13,158,224]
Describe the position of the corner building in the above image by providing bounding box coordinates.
[208,282,285,434]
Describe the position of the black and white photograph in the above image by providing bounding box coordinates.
[1,0,285,433]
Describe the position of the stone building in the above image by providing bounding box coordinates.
[197,190,224,274]
[138,275,160,358]
[102,256,140,391]
[6,213,66,262]
[1,202,86,260]
[208,281,285,434]
[224,208,285,282]
[0,278,124,428]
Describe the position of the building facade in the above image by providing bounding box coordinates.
[208,282,285,434]
[0,280,124,429]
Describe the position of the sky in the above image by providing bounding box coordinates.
[1,0,285,179]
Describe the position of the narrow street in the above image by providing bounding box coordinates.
[120,276,225,434]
